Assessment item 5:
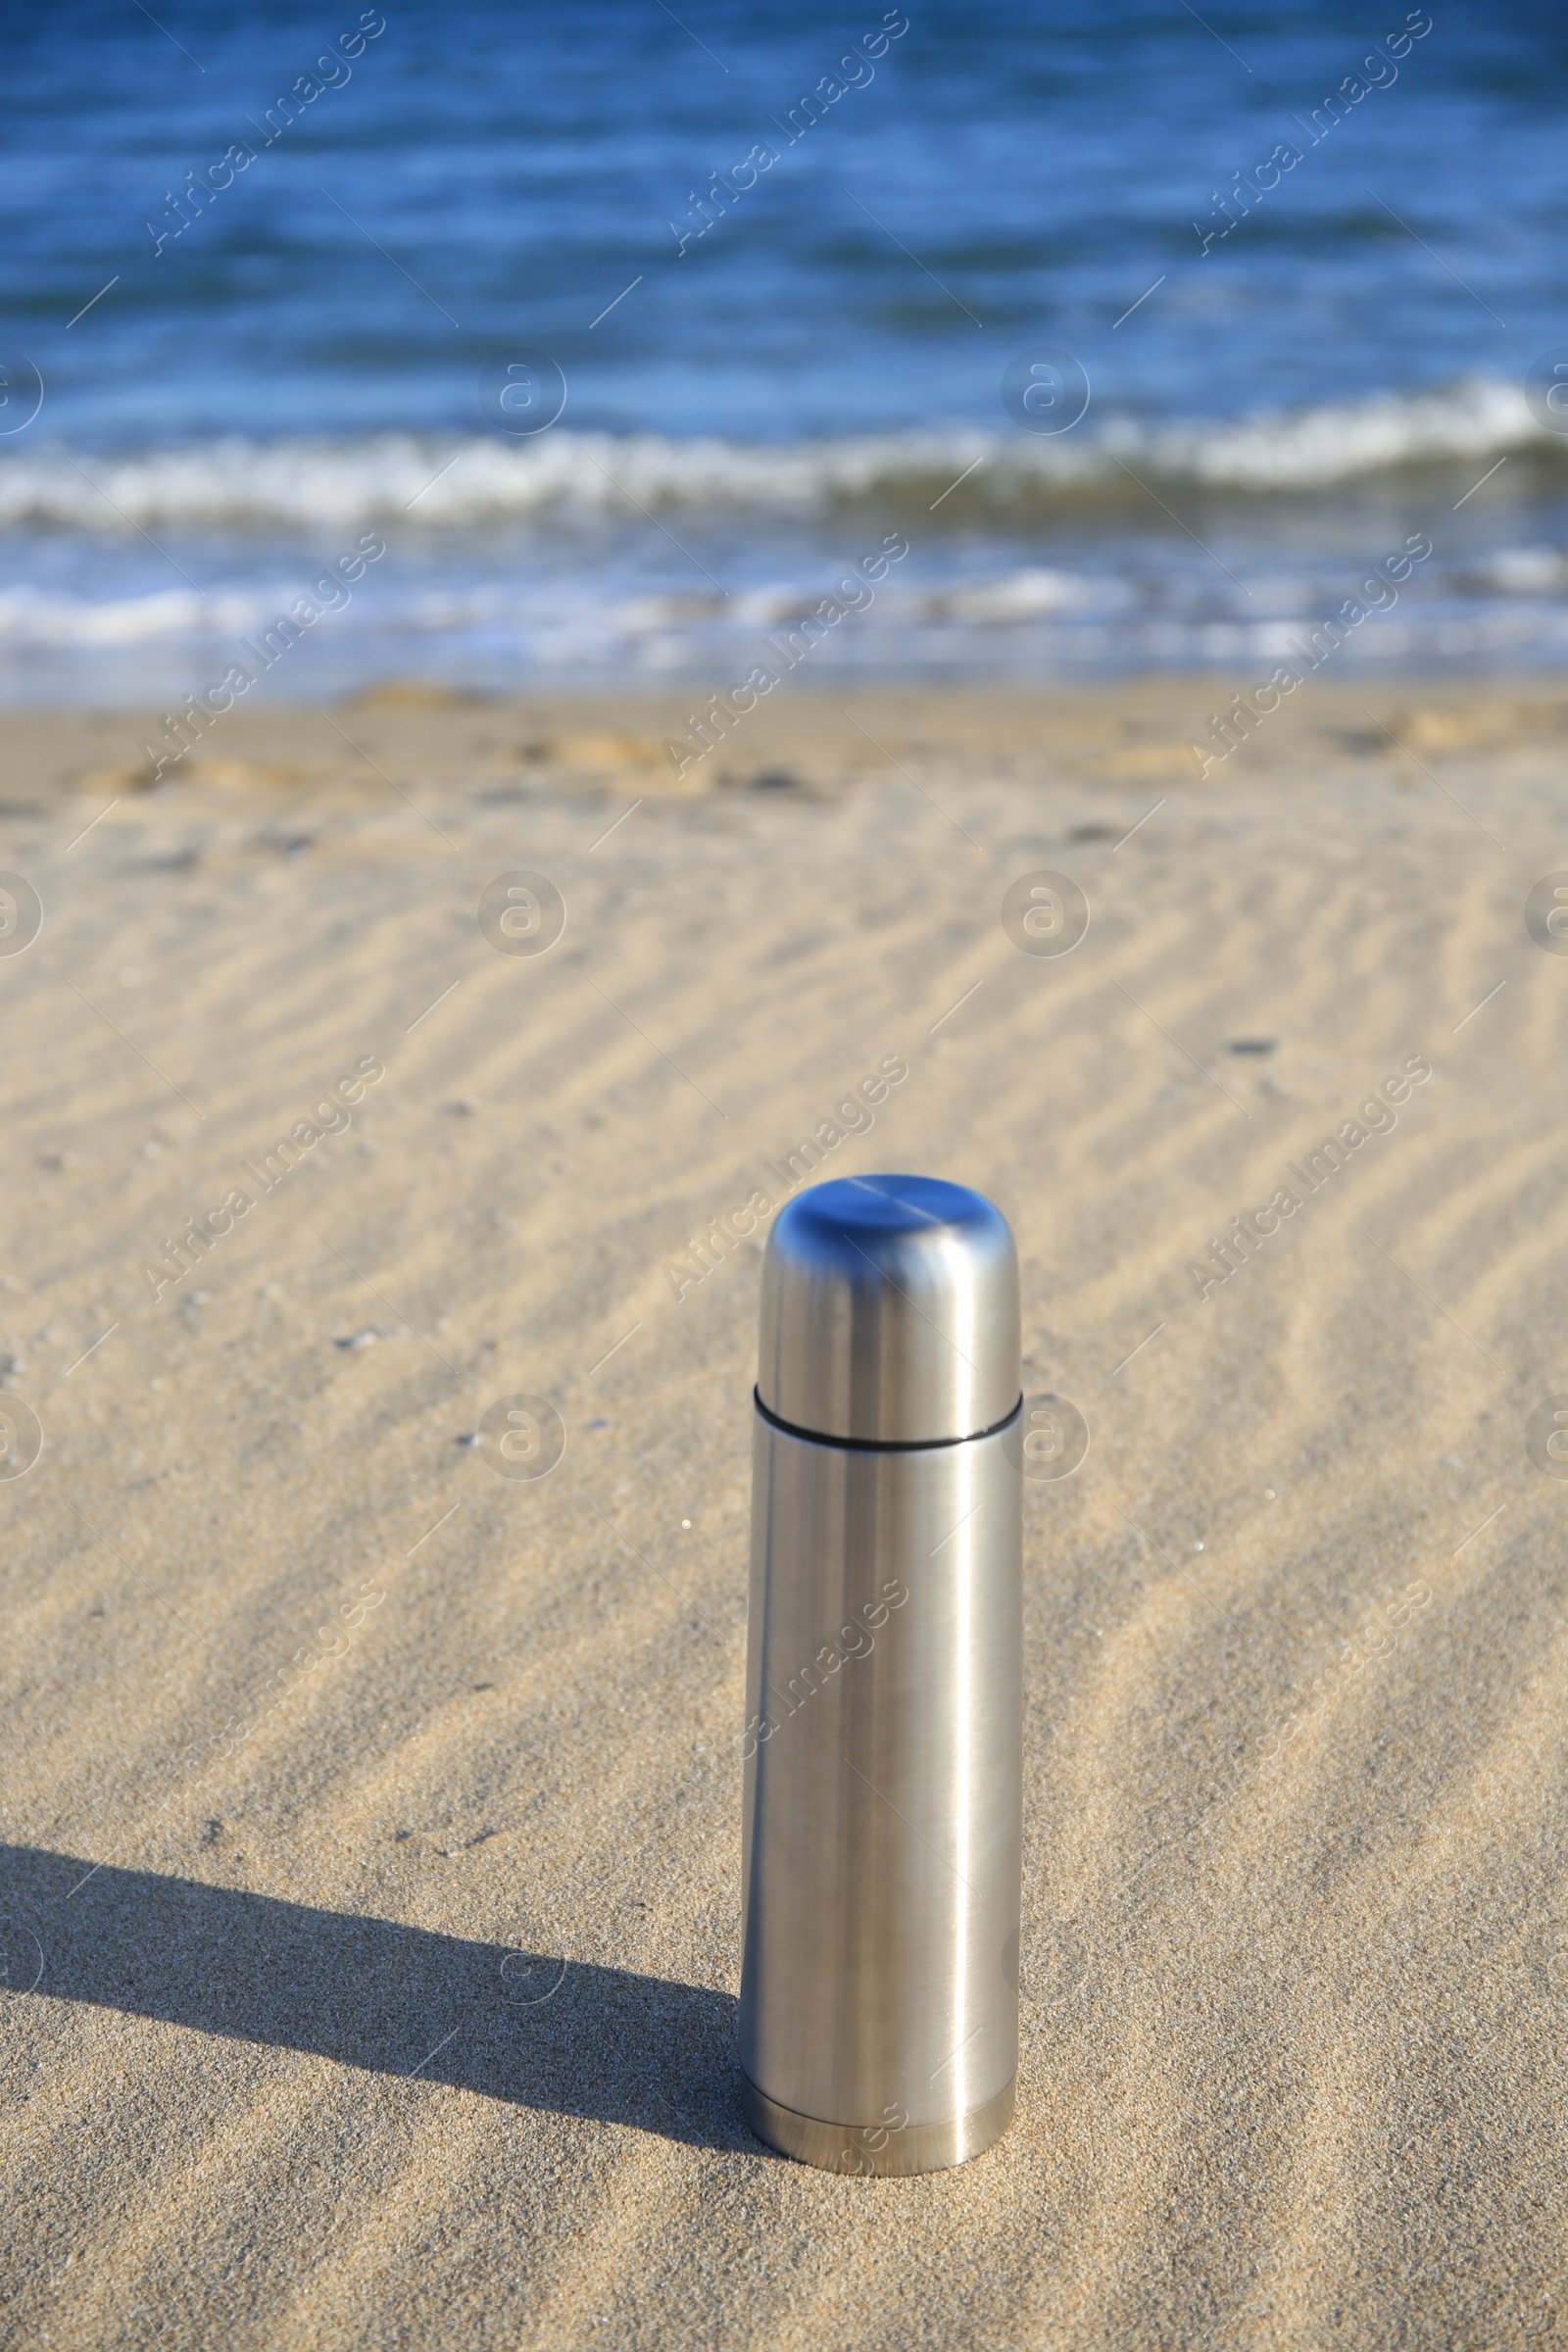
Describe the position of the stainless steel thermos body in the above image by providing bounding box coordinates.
[738,1174,1023,2176]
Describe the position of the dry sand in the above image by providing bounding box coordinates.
[1,673,1565,2349]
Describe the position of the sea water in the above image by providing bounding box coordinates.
[0,0,1563,701]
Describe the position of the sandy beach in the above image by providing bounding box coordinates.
[2,672,1566,2348]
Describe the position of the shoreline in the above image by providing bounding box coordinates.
[0,670,1563,815]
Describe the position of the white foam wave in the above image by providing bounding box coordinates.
[0,586,271,645]
[0,547,1558,653]
[1099,374,1544,491]
[0,378,1553,533]
[0,564,1153,648]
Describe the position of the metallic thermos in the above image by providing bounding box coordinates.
[739,1173,1023,2176]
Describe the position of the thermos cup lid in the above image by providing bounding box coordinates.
[757,1173,1021,1446]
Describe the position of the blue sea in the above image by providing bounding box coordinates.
[2,0,1566,700]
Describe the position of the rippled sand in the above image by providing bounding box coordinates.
[2,675,1565,2349]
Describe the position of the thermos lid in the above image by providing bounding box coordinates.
[758,1174,1020,1446]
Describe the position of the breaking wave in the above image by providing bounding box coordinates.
[0,378,1554,534]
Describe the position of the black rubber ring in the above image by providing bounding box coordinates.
[753,1388,1022,1453]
